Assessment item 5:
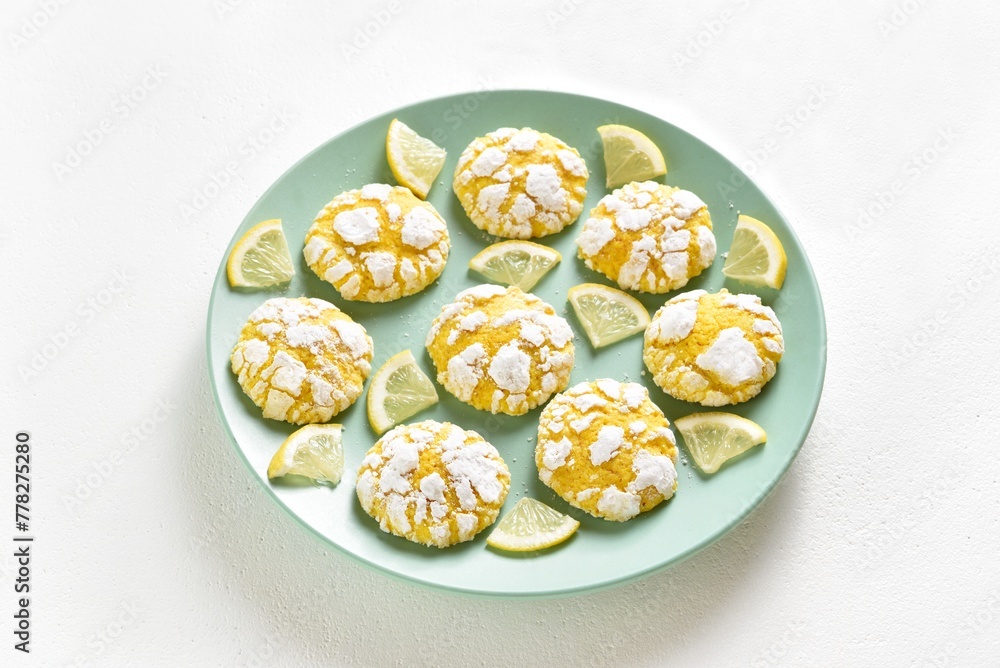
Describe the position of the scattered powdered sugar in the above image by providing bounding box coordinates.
[441,426,506,504]
[649,298,699,344]
[487,343,531,393]
[525,164,566,212]
[324,258,353,284]
[616,208,653,231]
[572,393,607,412]
[596,487,640,521]
[470,147,508,177]
[596,379,621,399]
[477,183,510,219]
[446,343,487,400]
[622,383,646,409]
[578,217,616,255]
[458,311,488,332]
[697,226,717,266]
[506,129,540,152]
[400,207,446,250]
[541,437,572,471]
[360,183,392,202]
[362,252,397,288]
[302,237,328,265]
[753,319,780,336]
[628,450,677,495]
[557,149,587,176]
[569,413,598,433]
[589,425,625,465]
[333,207,380,245]
[331,320,373,360]
[671,190,706,218]
[695,327,764,385]
[385,202,402,222]
[285,324,331,352]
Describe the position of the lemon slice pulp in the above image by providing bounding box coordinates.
[386,118,447,199]
[468,240,561,292]
[567,283,650,348]
[367,350,439,435]
[226,219,295,288]
[722,215,788,289]
[597,124,667,189]
[486,498,580,552]
[674,412,767,474]
[267,424,344,484]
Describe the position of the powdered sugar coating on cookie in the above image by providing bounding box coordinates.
[230,297,373,424]
[304,185,450,302]
[425,285,575,415]
[356,420,510,548]
[536,380,678,522]
[576,181,716,293]
[643,289,784,405]
[453,128,589,239]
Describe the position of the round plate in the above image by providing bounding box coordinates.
[206,90,826,598]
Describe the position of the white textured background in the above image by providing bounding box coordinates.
[2,0,999,665]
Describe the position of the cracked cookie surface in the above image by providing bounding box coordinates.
[576,181,716,293]
[425,284,575,415]
[356,420,510,548]
[230,297,373,424]
[643,289,784,405]
[536,380,678,522]
[304,184,450,302]
[453,127,588,239]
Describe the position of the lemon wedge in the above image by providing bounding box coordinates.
[468,240,561,292]
[722,215,788,289]
[674,412,766,474]
[367,350,439,435]
[568,283,650,348]
[486,498,580,552]
[597,124,667,188]
[226,219,295,288]
[267,424,344,484]
[386,118,447,199]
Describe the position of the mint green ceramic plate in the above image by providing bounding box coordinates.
[206,90,826,598]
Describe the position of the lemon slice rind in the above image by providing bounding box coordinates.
[674,412,766,474]
[386,118,447,199]
[226,219,295,288]
[722,215,788,289]
[367,350,439,435]
[468,240,562,292]
[267,424,344,485]
[567,283,651,348]
[597,124,667,189]
[486,498,580,552]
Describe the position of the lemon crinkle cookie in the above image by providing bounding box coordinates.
[535,380,678,522]
[356,420,511,548]
[643,289,784,406]
[230,297,374,424]
[303,184,450,302]
[576,181,716,293]
[425,284,575,415]
[453,127,589,239]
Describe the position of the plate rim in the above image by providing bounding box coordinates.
[205,88,828,599]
